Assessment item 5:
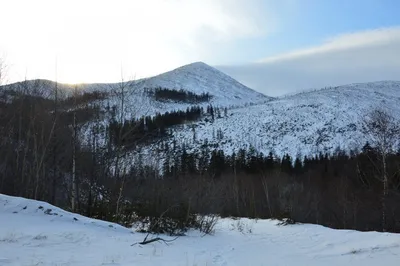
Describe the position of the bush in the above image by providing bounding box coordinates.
[277,218,297,226]
[132,203,218,236]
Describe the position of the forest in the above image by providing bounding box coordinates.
[108,106,204,148]
[146,87,212,103]
[0,81,399,234]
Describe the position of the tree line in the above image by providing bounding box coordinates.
[146,87,212,103]
[108,105,211,149]
[151,141,400,232]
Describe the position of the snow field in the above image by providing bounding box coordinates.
[1,193,400,266]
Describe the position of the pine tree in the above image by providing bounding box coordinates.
[281,154,293,173]
[192,125,197,143]
[210,105,214,121]
[293,157,303,174]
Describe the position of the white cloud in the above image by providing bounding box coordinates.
[0,0,274,83]
[218,27,400,96]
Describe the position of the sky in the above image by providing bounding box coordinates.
[1,0,400,96]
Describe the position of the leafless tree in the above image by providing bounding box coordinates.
[71,85,78,211]
[363,108,400,231]
[106,71,147,218]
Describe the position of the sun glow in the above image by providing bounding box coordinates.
[0,0,189,83]
[1,0,268,84]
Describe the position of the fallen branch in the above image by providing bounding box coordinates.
[131,236,179,246]
[132,204,181,247]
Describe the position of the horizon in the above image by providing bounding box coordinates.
[3,62,400,98]
[1,0,400,96]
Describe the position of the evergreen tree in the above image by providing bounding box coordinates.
[293,157,303,174]
[281,154,293,173]
[209,105,215,121]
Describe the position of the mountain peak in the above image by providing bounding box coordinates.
[184,61,209,67]
[172,61,222,74]
[139,61,271,104]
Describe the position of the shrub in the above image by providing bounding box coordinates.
[132,203,218,236]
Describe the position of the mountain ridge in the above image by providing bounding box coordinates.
[151,80,400,160]
[0,62,271,118]
[2,63,400,160]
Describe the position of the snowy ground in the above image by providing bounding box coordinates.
[166,80,400,158]
[1,194,400,266]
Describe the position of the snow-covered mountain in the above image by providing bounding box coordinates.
[0,62,270,119]
[87,61,270,119]
[0,79,74,99]
[3,62,400,160]
[134,62,268,104]
[160,81,400,159]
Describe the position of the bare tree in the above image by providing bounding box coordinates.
[71,85,78,211]
[106,70,145,218]
[363,108,400,231]
[50,70,60,204]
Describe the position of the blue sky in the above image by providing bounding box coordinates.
[1,0,400,95]
[217,0,400,64]
[218,0,400,95]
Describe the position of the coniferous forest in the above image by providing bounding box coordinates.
[108,106,204,147]
[0,83,400,233]
[146,87,212,103]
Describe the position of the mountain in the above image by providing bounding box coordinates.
[134,62,269,104]
[0,79,74,98]
[0,62,270,118]
[88,61,270,119]
[158,81,400,159]
[2,63,400,160]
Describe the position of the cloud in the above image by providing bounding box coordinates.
[218,27,400,97]
[0,0,275,83]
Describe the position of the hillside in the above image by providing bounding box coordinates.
[162,81,400,158]
[0,62,270,119]
[134,62,268,104]
[1,193,400,266]
[2,65,400,160]
[86,61,270,119]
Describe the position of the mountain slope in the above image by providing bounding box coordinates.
[97,61,270,119]
[0,62,270,119]
[1,193,400,265]
[3,64,400,160]
[0,79,73,99]
[162,81,400,158]
[135,62,268,104]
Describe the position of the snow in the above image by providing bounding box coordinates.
[4,63,400,161]
[1,62,270,120]
[1,193,400,265]
[134,62,268,104]
[78,79,400,170]
[165,81,400,159]
[80,61,271,120]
